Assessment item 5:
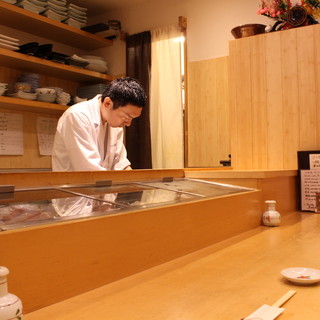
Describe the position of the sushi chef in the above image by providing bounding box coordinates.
[52,77,146,171]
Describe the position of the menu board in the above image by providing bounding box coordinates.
[0,112,24,155]
[37,117,57,156]
[300,169,320,211]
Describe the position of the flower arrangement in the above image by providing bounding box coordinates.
[257,0,320,21]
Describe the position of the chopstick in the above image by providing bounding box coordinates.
[272,289,297,308]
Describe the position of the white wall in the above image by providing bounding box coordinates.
[89,0,271,75]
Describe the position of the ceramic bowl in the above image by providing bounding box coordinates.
[14,82,31,92]
[231,24,266,39]
[37,93,56,103]
[35,87,56,95]
[0,87,7,96]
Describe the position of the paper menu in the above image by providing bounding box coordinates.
[0,112,24,155]
[300,169,320,211]
[37,117,57,156]
[309,154,320,169]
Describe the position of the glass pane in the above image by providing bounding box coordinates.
[137,179,250,197]
[0,188,121,230]
[62,183,196,208]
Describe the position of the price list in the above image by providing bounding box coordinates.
[300,169,320,211]
[0,112,23,155]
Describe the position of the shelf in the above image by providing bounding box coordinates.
[0,1,113,50]
[0,96,68,114]
[0,48,114,83]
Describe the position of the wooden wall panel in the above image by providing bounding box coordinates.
[229,24,320,170]
[187,56,230,167]
[280,28,299,169]
[251,34,268,169]
[314,26,320,147]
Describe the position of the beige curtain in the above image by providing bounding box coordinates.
[150,24,184,169]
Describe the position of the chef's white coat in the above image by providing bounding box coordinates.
[52,95,130,171]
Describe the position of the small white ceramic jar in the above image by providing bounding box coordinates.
[262,200,281,227]
[0,266,23,320]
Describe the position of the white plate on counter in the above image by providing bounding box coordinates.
[281,267,320,285]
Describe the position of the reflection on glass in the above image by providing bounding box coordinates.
[138,179,248,197]
[64,184,195,208]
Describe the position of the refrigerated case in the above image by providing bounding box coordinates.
[0,178,253,230]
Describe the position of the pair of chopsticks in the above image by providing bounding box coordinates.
[272,289,297,308]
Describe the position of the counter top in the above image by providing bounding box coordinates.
[25,212,320,320]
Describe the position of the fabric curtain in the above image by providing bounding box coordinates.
[150,24,184,169]
[125,31,152,169]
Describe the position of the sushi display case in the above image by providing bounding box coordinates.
[0,178,253,231]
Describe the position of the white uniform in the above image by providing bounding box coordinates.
[52,95,130,171]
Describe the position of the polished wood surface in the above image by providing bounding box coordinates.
[24,212,320,320]
[0,169,185,186]
[229,24,320,170]
[1,187,260,313]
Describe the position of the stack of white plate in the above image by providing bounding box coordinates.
[42,0,67,21]
[10,91,37,100]
[17,0,46,14]
[56,91,70,105]
[82,55,108,73]
[0,83,8,96]
[0,34,19,51]
[64,3,87,29]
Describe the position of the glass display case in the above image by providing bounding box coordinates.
[0,178,253,230]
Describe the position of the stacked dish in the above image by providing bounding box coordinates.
[43,0,68,21]
[0,34,19,51]
[66,54,89,68]
[0,83,8,96]
[18,73,40,92]
[36,87,56,102]
[10,91,37,100]
[17,0,46,14]
[64,3,87,29]
[82,55,108,73]
[56,91,71,105]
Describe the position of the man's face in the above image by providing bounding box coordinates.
[101,97,142,127]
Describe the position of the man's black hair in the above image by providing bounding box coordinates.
[101,77,147,109]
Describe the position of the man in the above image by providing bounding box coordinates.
[52,77,146,171]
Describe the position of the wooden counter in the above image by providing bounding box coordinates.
[24,212,320,320]
[0,169,300,315]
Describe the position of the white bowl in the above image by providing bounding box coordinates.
[35,87,56,95]
[0,87,7,96]
[85,63,108,73]
[10,91,37,100]
[281,267,320,285]
[37,93,56,103]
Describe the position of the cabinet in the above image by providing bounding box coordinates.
[0,1,114,169]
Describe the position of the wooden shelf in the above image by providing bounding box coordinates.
[0,48,114,83]
[0,96,69,114]
[0,1,113,50]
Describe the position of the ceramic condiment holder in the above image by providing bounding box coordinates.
[0,266,23,320]
[262,200,281,227]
